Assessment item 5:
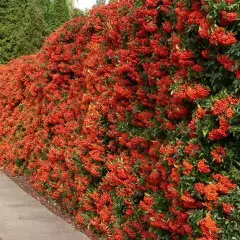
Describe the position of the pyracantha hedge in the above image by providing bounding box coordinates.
[0,0,240,239]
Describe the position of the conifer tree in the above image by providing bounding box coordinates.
[38,0,52,23]
[96,0,106,6]
[51,0,71,30]
[0,0,9,63]
[66,0,73,17]
[0,0,72,64]
[0,0,23,63]
[14,0,49,58]
[72,8,85,18]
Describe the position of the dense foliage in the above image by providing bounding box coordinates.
[0,0,71,64]
[48,0,71,31]
[0,0,240,239]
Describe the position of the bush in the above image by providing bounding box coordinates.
[0,0,239,239]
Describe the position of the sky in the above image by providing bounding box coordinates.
[74,0,107,10]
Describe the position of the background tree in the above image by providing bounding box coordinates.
[51,0,71,30]
[0,0,72,64]
[72,8,85,18]
[0,0,23,63]
[67,0,74,17]
[14,0,49,58]
[37,0,53,27]
[96,0,106,6]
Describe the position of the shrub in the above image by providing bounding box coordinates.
[0,0,239,239]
